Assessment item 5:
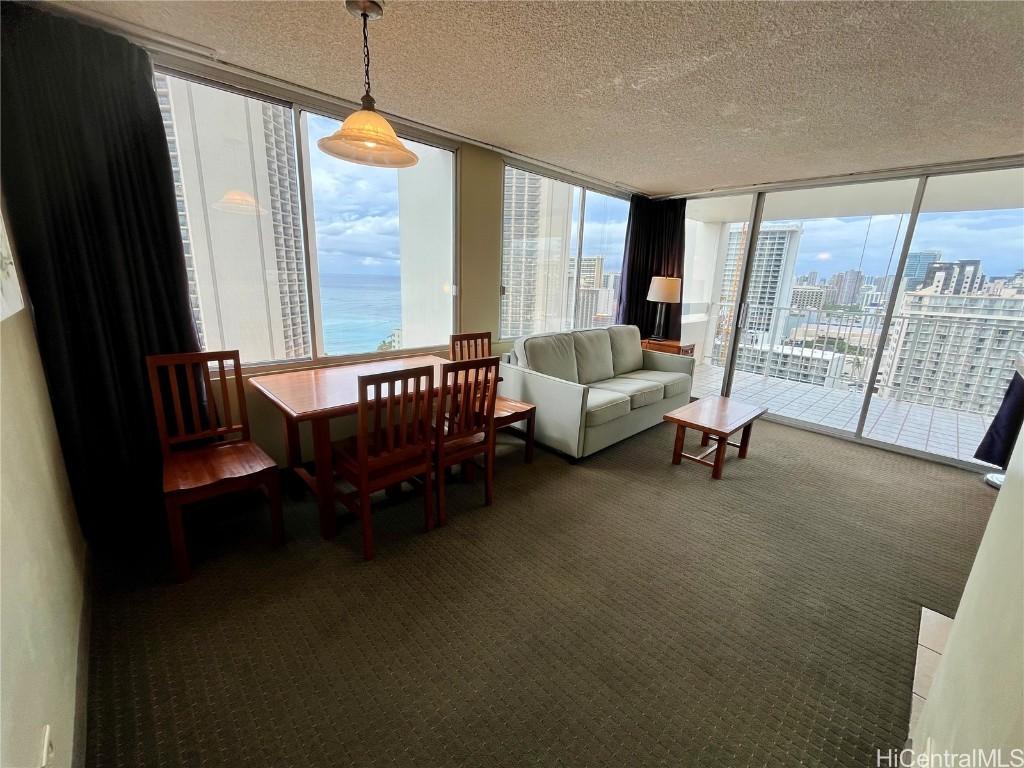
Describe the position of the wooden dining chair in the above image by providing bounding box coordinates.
[332,365,435,560]
[146,350,282,581]
[449,331,536,463]
[434,356,500,526]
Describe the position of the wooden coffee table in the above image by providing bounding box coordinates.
[663,396,767,479]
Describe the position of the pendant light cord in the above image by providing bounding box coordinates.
[362,12,372,97]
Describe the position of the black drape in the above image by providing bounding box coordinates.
[615,195,686,339]
[975,371,1024,470]
[1,4,199,545]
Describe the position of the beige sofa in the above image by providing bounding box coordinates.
[498,325,694,459]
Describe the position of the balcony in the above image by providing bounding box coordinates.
[686,304,1016,467]
[691,363,993,464]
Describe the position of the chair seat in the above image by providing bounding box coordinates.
[164,441,276,494]
[333,436,432,481]
[494,396,536,426]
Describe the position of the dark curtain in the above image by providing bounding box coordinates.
[975,371,1024,470]
[1,4,199,546]
[615,195,686,339]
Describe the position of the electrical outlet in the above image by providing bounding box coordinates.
[39,724,54,768]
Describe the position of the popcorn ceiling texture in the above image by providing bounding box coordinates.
[66,1,1024,195]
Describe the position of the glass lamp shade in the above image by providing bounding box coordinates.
[647,276,682,303]
[317,108,418,168]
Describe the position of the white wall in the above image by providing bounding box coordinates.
[1,308,86,768]
[910,426,1024,754]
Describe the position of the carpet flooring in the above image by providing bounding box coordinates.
[85,421,995,767]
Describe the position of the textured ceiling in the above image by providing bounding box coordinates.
[59,1,1024,196]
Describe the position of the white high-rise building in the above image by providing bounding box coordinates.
[156,73,310,362]
[500,168,575,337]
[878,291,1024,414]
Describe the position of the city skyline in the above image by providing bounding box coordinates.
[778,210,1023,282]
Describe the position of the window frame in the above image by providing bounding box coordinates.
[498,161,630,341]
[155,64,461,372]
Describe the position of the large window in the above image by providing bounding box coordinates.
[500,166,628,338]
[302,112,454,356]
[158,73,456,364]
[157,73,311,364]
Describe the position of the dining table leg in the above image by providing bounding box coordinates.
[312,417,337,539]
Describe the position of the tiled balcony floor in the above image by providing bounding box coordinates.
[692,363,994,466]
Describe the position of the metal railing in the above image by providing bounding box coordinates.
[701,302,1022,416]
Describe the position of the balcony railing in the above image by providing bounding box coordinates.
[701,302,1021,418]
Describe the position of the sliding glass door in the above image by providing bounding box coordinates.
[683,195,754,398]
[728,180,917,434]
[701,166,1024,466]
[866,167,1024,463]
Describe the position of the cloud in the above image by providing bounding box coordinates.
[815,252,832,262]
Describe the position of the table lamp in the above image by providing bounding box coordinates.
[646,276,681,340]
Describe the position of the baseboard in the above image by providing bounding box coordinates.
[71,552,92,768]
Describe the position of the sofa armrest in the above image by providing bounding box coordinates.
[498,363,587,458]
[642,349,696,376]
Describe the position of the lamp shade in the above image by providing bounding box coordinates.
[211,190,267,215]
[647,276,681,304]
[317,108,418,169]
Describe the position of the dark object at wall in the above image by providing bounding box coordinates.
[975,371,1024,470]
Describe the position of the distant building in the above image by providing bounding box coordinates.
[878,292,1024,414]
[791,285,826,310]
[921,259,985,296]
[734,344,848,388]
[829,269,865,306]
[903,250,942,290]
[501,167,575,337]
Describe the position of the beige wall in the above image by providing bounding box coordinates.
[1,309,86,768]
[457,143,505,348]
[910,429,1024,754]
[244,142,508,466]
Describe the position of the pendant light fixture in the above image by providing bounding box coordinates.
[317,0,418,168]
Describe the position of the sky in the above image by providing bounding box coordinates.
[777,209,1024,281]
[307,113,404,276]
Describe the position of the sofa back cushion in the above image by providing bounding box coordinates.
[516,332,579,383]
[608,325,644,375]
[572,329,615,384]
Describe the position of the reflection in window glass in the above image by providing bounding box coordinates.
[303,113,455,356]
[500,167,628,337]
[576,191,629,329]
[157,73,310,364]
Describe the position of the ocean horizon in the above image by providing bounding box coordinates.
[318,272,401,356]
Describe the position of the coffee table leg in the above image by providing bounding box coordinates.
[739,423,753,459]
[700,432,710,447]
[672,425,686,465]
[712,436,728,479]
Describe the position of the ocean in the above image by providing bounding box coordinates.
[319,273,401,355]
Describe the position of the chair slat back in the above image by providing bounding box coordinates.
[356,365,435,470]
[449,331,492,362]
[147,350,249,458]
[437,357,499,445]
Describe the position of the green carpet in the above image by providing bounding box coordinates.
[85,421,994,767]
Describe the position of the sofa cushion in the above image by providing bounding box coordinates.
[589,377,664,409]
[585,388,630,427]
[608,325,644,375]
[516,332,578,383]
[572,329,614,385]
[618,370,693,399]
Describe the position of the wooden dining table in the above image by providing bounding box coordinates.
[249,354,452,539]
